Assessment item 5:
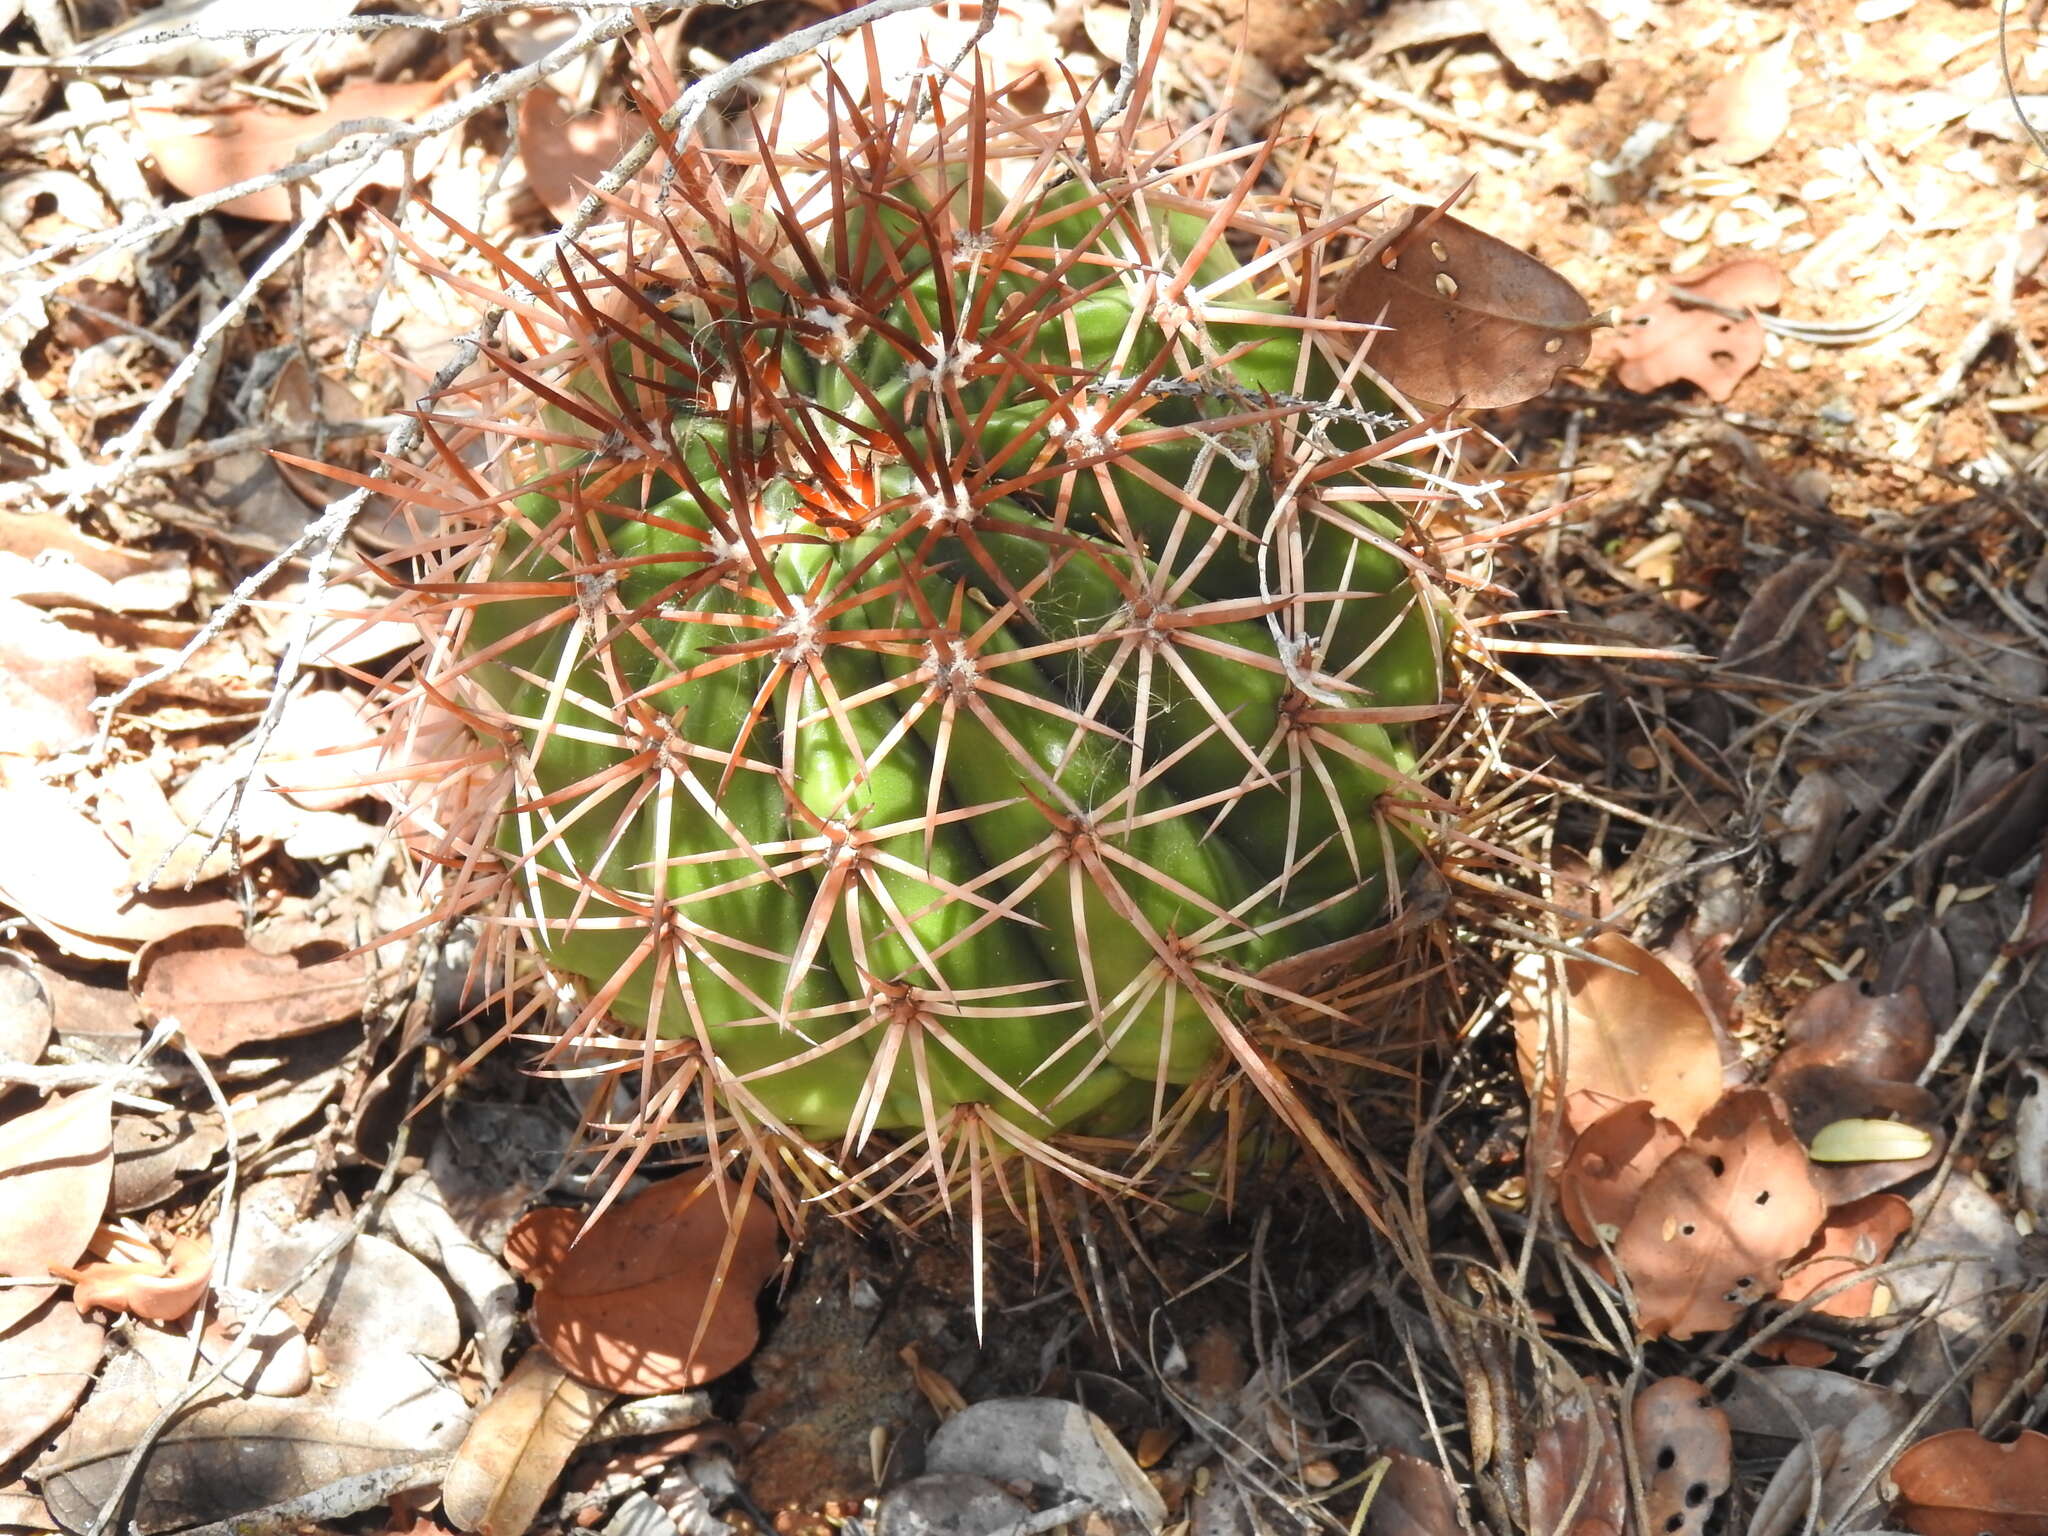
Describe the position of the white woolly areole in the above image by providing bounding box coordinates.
[920,483,975,528]
[905,335,981,387]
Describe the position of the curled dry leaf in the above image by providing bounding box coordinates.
[1511,932,1726,1138]
[133,925,372,1056]
[441,1350,613,1536]
[1610,258,1784,403]
[0,1296,106,1472]
[132,71,467,222]
[1524,1387,1626,1536]
[1686,31,1799,164]
[1890,1428,2048,1536]
[521,1176,780,1395]
[1557,1098,1684,1250]
[1336,195,1593,409]
[1776,1193,1912,1319]
[1631,1378,1731,1536]
[56,1233,212,1323]
[1613,1089,1826,1339]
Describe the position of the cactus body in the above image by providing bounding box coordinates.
[372,63,1456,1191]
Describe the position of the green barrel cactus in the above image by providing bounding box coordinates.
[368,56,1457,1207]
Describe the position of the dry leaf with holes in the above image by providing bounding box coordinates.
[1687,31,1799,164]
[55,1232,212,1322]
[1524,1388,1626,1536]
[1610,259,1783,403]
[1776,1193,1912,1319]
[133,70,468,222]
[1557,1098,1685,1251]
[1615,1089,1826,1339]
[518,1175,780,1394]
[1890,1428,2048,1536]
[1336,195,1593,409]
[1632,1378,1731,1536]
[133,926,372,1056]
[1511,932,1727,1138]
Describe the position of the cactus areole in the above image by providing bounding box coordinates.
[372,59,1458,1194]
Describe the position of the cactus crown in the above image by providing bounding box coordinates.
[355,36,1468,1230]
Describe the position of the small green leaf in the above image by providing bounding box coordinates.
[1808,1118,1934,1164]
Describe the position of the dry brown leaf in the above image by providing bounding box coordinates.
[1753,1333,1836,1366]
[1610,258,1783,403]
[1524,1388,1625,1536]
[2019,830,2048,956]
[1776,1193,1913,1319]
[525,1175,780,1395]
[0,1089,114,1288]
[0,598,98,760]
[1557,1098,1684,1249]
[1631,1378,1731,1536]
[1615,1089,1826,1339]
[133,71,466,222]
[0,1295,106,1471]
[1335,196,1593,409]
[502,1205,577,1285]
[0,783,240,960]
[0,1484,54,1529]
[1768,1065,1943,1205]
[1687,31,1798,164]
[441,1350,614,1536]
[199,1307,313,1398]
[1891,1428,2048,1536]
[55,1233,212,1322]
[35,966,144,1048]
[1511,933,1726,1137]
[295,581,421,670]
[1773,981,1933,1083]
[0,951,55,1090]
[133,926,371,1055]
[517,90,633,221]
[105,761,236,893]
[0,513,190,615]
[259,689,383,811]
[1361,1451,1465,1536]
